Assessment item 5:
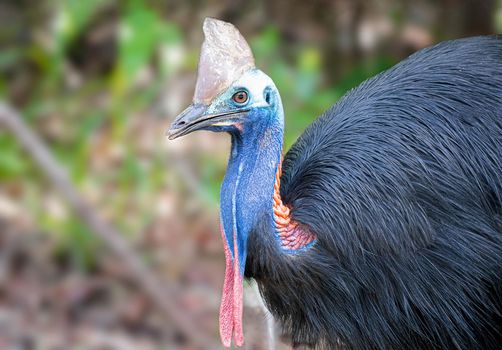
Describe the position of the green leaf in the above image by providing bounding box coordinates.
[57,0,109,45]
[0,136,27,179]
[496,2,502,33]
[250,26,280,63]
[115,2,181,88]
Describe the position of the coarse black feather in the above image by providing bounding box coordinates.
[245,36,502,349]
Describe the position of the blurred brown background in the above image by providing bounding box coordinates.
[0,1,501,349]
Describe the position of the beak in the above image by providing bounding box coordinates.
[167,103,249,140]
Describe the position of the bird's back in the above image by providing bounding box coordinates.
[282,36,502,255]
[271,36,502,349]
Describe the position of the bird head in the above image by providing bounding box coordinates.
[167,18,281,140]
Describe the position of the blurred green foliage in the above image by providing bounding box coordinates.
[0,0,500,269]
[497,0,502,32]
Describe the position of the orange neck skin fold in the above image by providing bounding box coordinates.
[273,160,317,252]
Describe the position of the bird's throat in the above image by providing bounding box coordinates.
[218,109,316,347]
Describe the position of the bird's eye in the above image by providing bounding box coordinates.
[232,91,248,104]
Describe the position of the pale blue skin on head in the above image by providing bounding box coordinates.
[202,69,285,274]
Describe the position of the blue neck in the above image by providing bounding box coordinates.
[220,106,284,274]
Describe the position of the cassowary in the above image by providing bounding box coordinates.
[168,19,502,349]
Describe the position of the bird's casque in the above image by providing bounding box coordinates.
[193,18,255,104]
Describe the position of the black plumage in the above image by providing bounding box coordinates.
[246,36,502,349]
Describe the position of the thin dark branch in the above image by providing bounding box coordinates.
[0,103,219,350]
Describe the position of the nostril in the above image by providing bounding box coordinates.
[178,120,186,126]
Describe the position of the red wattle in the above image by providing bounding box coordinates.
[232,230,244,346]
[219,227,244,347]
